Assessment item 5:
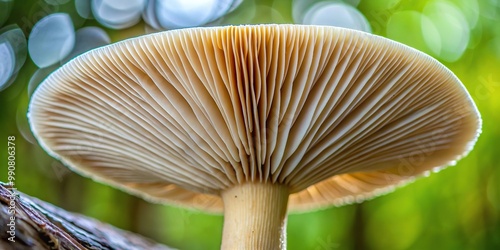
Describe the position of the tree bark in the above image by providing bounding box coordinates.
[0,183,174,250]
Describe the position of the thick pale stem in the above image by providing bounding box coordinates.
[221,183,289,250]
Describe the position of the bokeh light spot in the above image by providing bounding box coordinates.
[75,0,92,19]
[28,13,75,68]
[0,42,14,90]
[0,25,27,91]
[422,1,470,62]
[302,2,371,32]
[387,11,438,55]
[91,0,146,29]
[145,0,241,29]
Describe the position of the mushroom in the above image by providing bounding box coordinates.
[28,25,481,249]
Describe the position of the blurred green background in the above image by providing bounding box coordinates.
[1,0,499,249]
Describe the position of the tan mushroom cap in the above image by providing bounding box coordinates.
[29,25,481,213]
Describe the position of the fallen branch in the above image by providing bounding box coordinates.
[0,183,174,250]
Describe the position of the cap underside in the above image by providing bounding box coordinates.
[29,25,480,213]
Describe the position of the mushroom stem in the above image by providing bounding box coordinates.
[221,182,289,250]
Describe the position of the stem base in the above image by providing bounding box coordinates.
[221,183,289,250]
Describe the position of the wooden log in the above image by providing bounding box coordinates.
[0,183,175,250]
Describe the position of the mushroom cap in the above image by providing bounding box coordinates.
[29,25,481,213]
